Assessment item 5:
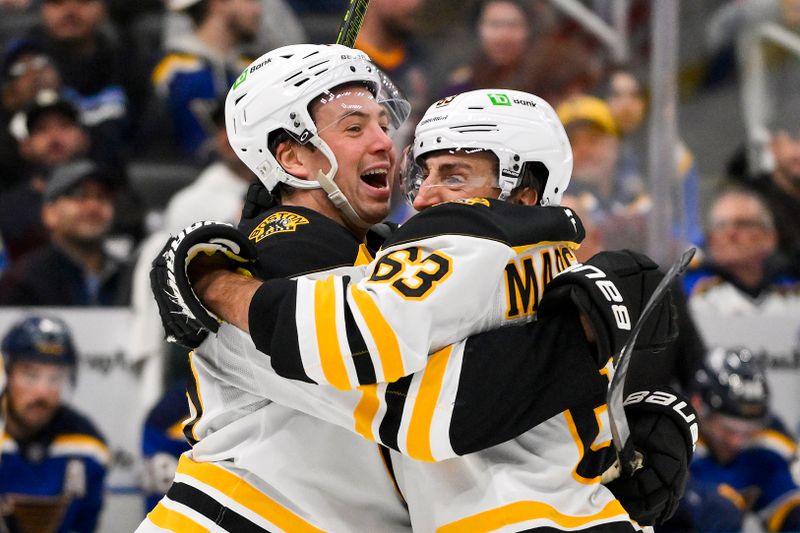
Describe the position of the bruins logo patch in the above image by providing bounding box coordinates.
[449,197,491,207]
[249,211,309,242]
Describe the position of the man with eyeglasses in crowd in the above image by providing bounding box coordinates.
[683,187,800,317]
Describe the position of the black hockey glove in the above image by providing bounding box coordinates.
[538,250,678,366]
[605,387,699,526]
[150,221,257,349]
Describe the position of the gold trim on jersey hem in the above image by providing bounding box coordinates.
[436,499,629,532]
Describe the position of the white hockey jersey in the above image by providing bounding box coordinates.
[139,207,411,533]
[142,198,639,532]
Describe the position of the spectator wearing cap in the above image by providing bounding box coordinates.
[26,0,130,169]
[0,159,131,306]
[0,39,62,190]
[150,0,261,157]
[0,90,89,262]
[161,97,254,232]
[0,40,61,118]
[556,94,651,251]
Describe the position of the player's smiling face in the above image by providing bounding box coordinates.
[412,150,500,210]
[308,85,396,226]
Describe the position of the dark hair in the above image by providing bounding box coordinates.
[513,161,548,199]
[483,150,547,199]
[266,129,299,203]
[185,0,211,27]
[210,96,226,129]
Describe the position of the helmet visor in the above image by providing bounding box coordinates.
[304,62,411,138]
[400,145,499,204]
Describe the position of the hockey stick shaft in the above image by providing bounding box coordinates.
[336,0,371,47]
[602,247,696,483]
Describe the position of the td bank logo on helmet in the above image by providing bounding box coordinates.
[488,93,512,106]
[232,58,274,89]
[232,69,248,90]
[487,93,538,108]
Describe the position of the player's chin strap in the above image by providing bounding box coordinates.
[316,169,372,231]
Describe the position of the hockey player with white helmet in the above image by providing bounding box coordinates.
[225,42,410,231]
[148,44,694,531]
[402,89,572,206]
[141,43,415,532]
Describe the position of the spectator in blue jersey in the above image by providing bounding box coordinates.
[0,316,108,533]
[26,0,130,170]
[661,346,800,532]
[683,188,800,318]
[151,0,261,158]
[140,382,190,514]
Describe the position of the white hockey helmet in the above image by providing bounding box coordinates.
[402,89,573,206]
[225,44,410,225]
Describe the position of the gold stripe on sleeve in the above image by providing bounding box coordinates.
[354,384,380,441]
[314,276,351,390]
[406,345,453,462]
[437,499,628,533]
[350,285,405,382]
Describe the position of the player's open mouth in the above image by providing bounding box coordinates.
[361,168,389,190]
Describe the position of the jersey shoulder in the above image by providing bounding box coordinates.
[386,198,584,248]
[52,406,106,444]
[239,205,364,278]
[747,416,798,460]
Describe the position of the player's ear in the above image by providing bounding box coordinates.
[275,141,311,179]
[508,186,538,206]
[41,202,58,231]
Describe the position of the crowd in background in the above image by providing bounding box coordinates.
[1,0,800,531]
[0,0,797,292]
